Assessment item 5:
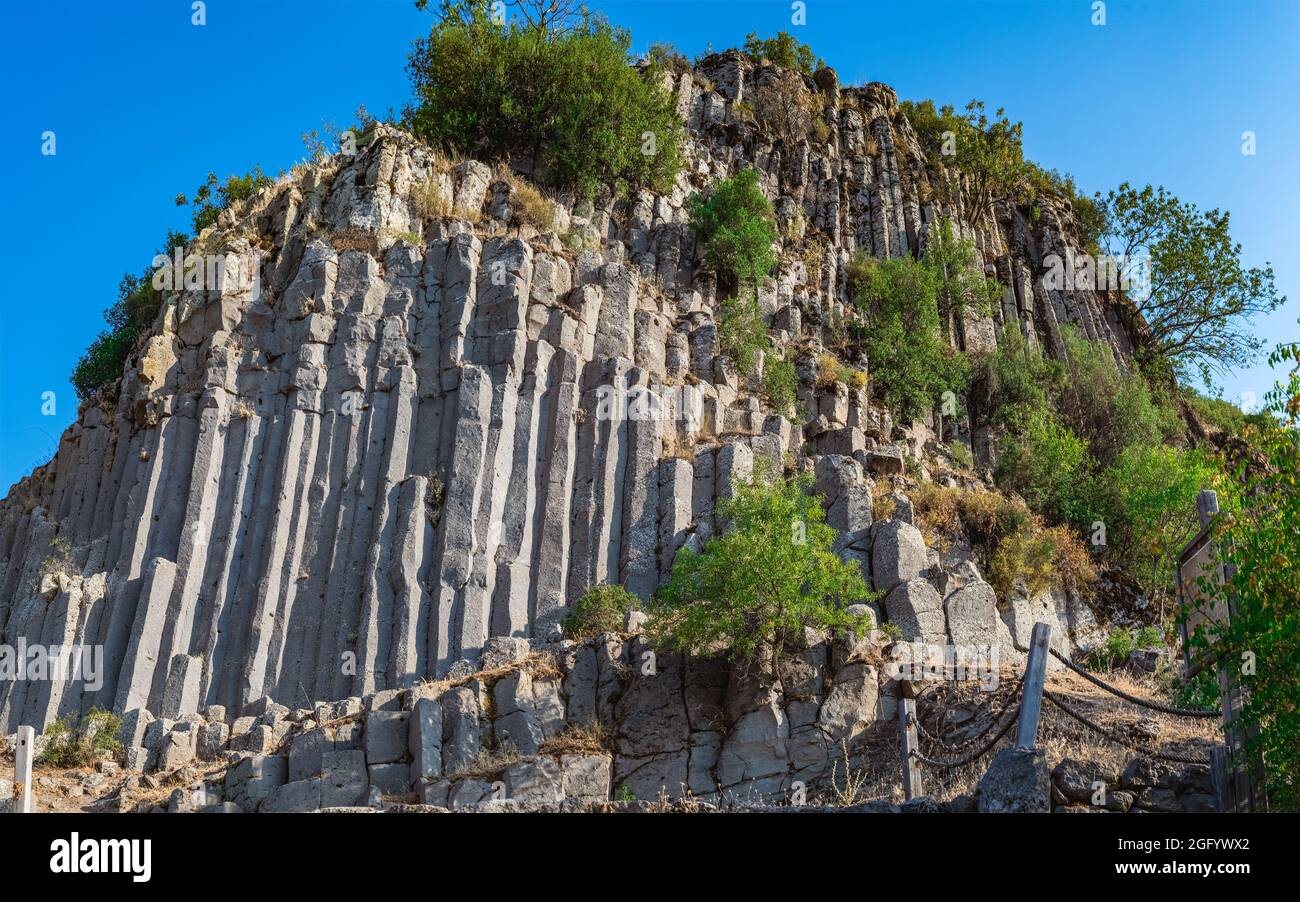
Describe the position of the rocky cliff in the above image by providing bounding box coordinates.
[0,52,1137,733]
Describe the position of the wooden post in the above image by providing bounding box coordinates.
[14,725,34,813]
[1015,622,1051,750]
[898,698,923,800]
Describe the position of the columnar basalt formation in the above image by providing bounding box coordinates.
[1,53,1131,731]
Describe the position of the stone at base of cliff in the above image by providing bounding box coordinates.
[977,748,1051,813]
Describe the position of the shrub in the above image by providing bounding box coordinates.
[993,410,1089,523]
[688,168,778,303]
[647,469,875,660]
[178,166,273,233]
[505,174,556,231]
[717,294,769,373]
[948,441,974,470]
[1087,627,1139,672]
[988,520,1094,597]
[741,31,823,74]
[816,353,840,387]
[1057,326,1178,466]
[562,584,640,640]
[850,251,970,423]
[1089,443,1231,612]
[912,485,1094,596]
[925,217,1001,325]
[40,707,122,768]
[978,326,1063,434]
[407,4,683,198]
[761,355,799,416]
[752,70,824,141]
[72,231,190,400]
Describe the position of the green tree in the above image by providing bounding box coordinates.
[850,252,969,423]
[647,470,874,660]
[687,168,778,303]
[1091,444,1230,614]
[407,0,683,197]
[1100,182,1285,384]
[901,99,1025,224]
[741,31,823,74]
[1187,329,1300,808]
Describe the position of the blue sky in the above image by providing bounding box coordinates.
[2,0,1296,490]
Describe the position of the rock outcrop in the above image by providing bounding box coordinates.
[1,52,1133,732]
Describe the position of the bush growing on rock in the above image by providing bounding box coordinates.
[647,468,875,660]
[688,167,778,304]
[849,251,969,423]
[717,294,769,373]
[741,30,824,74]
[39,707,122,768]
[561,584,640,640]
[407,1,683,197]
[761,355,799,417]
[71,231,190,400]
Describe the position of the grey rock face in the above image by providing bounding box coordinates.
[0,61,1144,734]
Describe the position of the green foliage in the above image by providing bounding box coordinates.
[178,166,273,233]
[717,294,769,373]
[979,326,1064,435]
[1179,385,1257,437]
[902,98,1104,247]
[1100,182,1285,385]
[1183,330,1300,806]
[687,168,778,302]
[849,251,969,423]
[71,231,190,400]
[647,469,875,661]
[562,583,639,640]
[407,2,683,197]
[40,707,122,768]
[1087,626,1163,672]
[761,355,799,417]
[994,411,1089,523]
[1056,326,1181,467]
[926,217,1001,325]
[741,31,823,74]
[1090,444,1231,612]
[900,99,1025,224]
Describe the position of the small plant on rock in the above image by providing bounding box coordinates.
[39,707,122,768]
[561,583,640,640]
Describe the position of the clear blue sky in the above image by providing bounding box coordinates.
[2,0,1296,491]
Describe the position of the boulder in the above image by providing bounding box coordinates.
[872,521,927,593]
[977,748,1051,813]
[884,579,946,643]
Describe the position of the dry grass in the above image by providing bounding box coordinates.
[871,478,898,522]
[497,166,557,232]
[328,227,381,256]
[539,722,615,757]
[411,178,451,221]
